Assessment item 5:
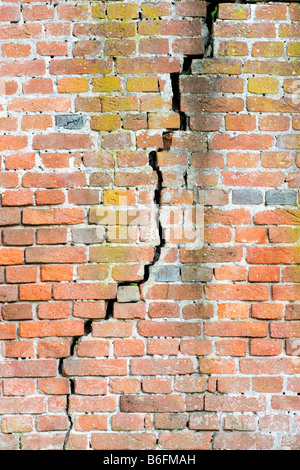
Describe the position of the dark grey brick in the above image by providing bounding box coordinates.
[266,190,297,206]
[232,189,263,205]
[152,265,180,282]
[56,114,87,130]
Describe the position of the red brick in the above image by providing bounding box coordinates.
[77,340,109,358]
[5,152,36,171]
[26,247,87,264]
[130,358,193,376]
[2,189,33,207]
[37,378,70,395]
[272,396,300,412]
[0,248,24,265]
[204,320,268,337]
[147,339,179,356]
[6,266,37,283]
[247,247,300,264]
[74,415,107,432]
[2,304,33,321]
[252,304,283,320]
[252,377,283,394]
[250,339,282,356]
[74,378,107,396]
[38,302,70,320]
[0,324,17,340]
[1,416,33,433]
[23,78,53,94]
[213,432,273,450]
[255,4,287,20]
[182,304,213,320]
[158,432,211,450]
[50,59,113,75]
[114,339,145,357]
[109,378,141,395]
[189,413,221,431]
[142,378,172,394]
[137,320,201,337]
[91,433,156,450]
[217,377,250,394]
[63,358,127,377]
[37,41,68,56]
[227,152,259,168]
[23,208,85,225]
[249,266,280,283]
[93,321,132,338]
[222,171,284,187]
[0,0,296,449]
[239,358,298,375]
[205,395,266,413]
[205,285,269,302]
[37,340,70,358]
[36,228,67,244]
[20,321,84,338]
[0,286,18,302]
[113,302,145,319]
[36,415,69,432]
[40,265,73,282]
[120,394,184,413]
[215,340,247,357]
[180,339,212,356]
[20,434,66,451]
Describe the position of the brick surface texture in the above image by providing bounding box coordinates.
[0,0,299,451]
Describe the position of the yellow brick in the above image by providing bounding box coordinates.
[126,77,159,92]
[101,96,139,112]
[57,78,89,93]
[252,42,284,58]
[218,41,248,57]
[92,76,122,92]
[248,77,280,94]
[91,115,121,132]
[103,190,136,206]
[194,59,242,75]
[91,4,106,18]
[287,42,300,57]
[107,3,139,19]
[141,3,171,18]
[219,3,250,20]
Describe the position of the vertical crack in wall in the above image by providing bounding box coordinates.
[105,298,115,320]
[58,355,71,450]
[62,377,74,450]
[170,73,187,131]
[58,322,92,449]
[206,1,220,57]
[142,149,165,283]
[141,6,215,282]
[58,4,215,447]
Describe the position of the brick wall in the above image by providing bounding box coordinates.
[0,0,299,450]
